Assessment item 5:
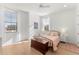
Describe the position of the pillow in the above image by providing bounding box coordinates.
[49,30,60,36]
[50,32,59,36]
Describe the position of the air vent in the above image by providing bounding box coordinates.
[39,4,50,8]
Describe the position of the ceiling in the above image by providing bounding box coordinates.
[0,3,77,15]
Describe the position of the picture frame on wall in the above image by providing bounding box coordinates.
[34,22,38,29]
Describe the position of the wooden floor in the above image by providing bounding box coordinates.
[0,41,79,55]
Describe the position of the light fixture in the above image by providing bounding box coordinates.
[39,4,50,8]
[61,28,67,34]
[64,5,67,7]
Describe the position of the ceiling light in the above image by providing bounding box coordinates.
[39,4,50,8]
[64,5,67,7]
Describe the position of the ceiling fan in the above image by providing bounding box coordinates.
[39,4,50,8]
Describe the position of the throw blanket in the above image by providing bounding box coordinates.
[43,35,60,51]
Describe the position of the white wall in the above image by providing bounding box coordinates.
[0,7,3,36]
[75,4,79,45]
[49,8,77,44]
[0,6,4,45]
[17,10,29,40]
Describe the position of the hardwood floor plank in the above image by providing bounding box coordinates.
[0,41,79,55]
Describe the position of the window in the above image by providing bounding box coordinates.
[42,16,50,31]
[4,10,17,32]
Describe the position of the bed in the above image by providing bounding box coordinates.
[42,30,60,51]
[31,30,60,54]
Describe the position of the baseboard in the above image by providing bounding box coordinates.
[60,41,79,48]
[2,39,29,47]
[20,39,29,41]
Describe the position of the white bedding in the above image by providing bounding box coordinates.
[42,31,60,51]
